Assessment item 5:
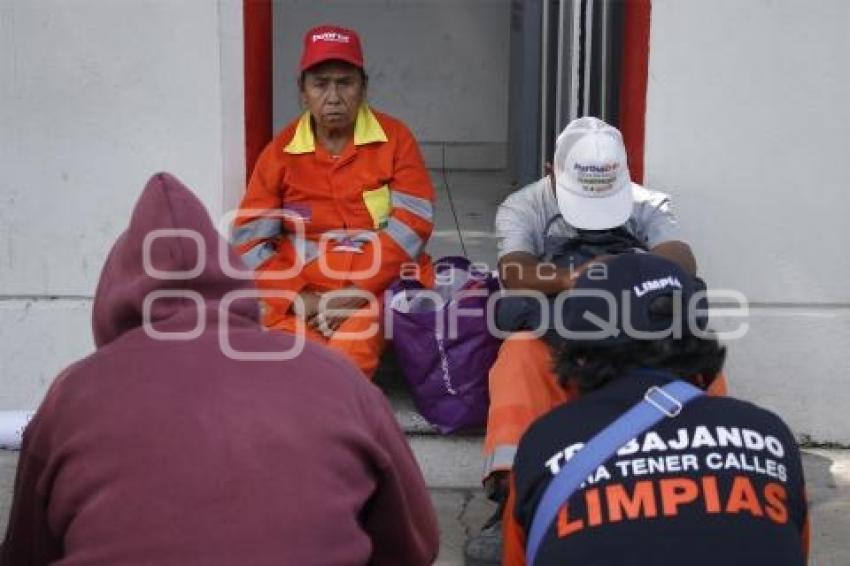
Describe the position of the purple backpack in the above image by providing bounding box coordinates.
[388,257,502,434]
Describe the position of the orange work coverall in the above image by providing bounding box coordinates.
[232,105,435,377]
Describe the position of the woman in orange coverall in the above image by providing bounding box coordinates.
[232,25,435,378]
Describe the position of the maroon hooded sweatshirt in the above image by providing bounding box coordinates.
[0,173,439,566]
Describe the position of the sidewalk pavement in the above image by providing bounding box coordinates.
[2,449,848,564]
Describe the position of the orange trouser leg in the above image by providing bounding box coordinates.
[269,307,385,380]
[482,333,732,480]
[326,305,386,380]
[483,332,574,479]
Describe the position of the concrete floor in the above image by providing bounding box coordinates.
[1,449,848,563]
[426,169,516,271]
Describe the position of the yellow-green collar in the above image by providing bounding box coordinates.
[284,105,388,154]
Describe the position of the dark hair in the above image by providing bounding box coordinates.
[547,333,727,394]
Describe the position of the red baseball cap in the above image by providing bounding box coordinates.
[299,24,364,72]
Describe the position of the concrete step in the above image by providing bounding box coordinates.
[374,352,485,490]
[407,435,483,490]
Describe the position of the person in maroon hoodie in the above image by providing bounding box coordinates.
[0,173,439,566]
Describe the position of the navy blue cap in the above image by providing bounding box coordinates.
[557,253,708,345]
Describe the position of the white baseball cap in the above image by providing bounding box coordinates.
[553,117,634,230]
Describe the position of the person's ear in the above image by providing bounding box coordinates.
[297,80,307,107]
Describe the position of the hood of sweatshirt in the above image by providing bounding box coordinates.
[92,172,258,348]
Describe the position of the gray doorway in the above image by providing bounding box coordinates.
[509,0,626,185]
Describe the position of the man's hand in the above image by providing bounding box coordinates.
[649,240,697,275]
[292,291,321,320]
[309,287,371,337]
[498,252,584,295]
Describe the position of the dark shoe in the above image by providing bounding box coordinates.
[464,480,507,565]
[463,520,502,565]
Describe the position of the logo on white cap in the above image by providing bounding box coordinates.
[572,161,621,196]
[560,133,628,198]
[553,117,634,230]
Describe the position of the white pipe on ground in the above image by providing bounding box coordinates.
[0,411,36,451]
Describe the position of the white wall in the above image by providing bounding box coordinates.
[0,0,245,408]
[272,0,511,169]
[645,0,850,443]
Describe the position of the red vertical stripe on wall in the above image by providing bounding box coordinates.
[243,0,273,183]
[619,0,651,184]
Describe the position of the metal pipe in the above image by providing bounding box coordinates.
[555,0,567,133]
[540,0,550,173]
[583,0,594,116]
[600,0,610,120]
[568,0,582,122]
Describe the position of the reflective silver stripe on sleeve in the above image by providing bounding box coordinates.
[240,241,277,270]
[346,230,378,250]
[230,218,283,246]
[482,445,518,477]
[287,233,320,264]
[386,218,424,259]
[350,231,377,244]
[391,191,434,222]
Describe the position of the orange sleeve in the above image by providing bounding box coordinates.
[502,474,528,566]
[231,136,309,315]
[349,121,435,294]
